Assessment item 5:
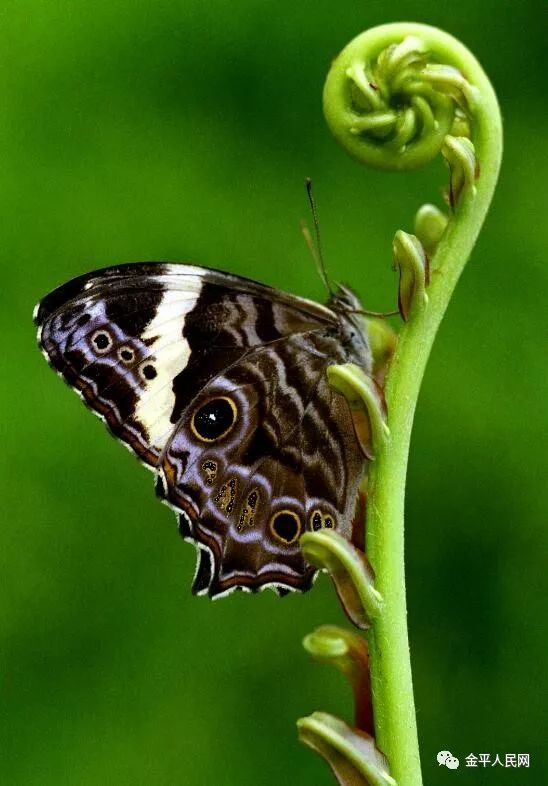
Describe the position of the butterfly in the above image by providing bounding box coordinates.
[34,262,372,598]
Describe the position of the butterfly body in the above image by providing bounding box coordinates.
[35,263,371,598]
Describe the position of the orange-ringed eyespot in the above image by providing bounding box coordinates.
[91,330,112,353]
[270,510,301,545]
[309,508,336,531]
[191,396,237,443]
[140,363,157,381]
[118,346,135,363]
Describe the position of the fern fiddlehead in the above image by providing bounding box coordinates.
[299,23,502,786]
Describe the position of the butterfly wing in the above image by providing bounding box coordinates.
[158,331,370,597]
[35,262,337,467]
[35,261,371,597]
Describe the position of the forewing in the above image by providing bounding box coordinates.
[35,262,336,467]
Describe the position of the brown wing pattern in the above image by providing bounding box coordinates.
[159,332,369,597]
[35,262,335,467]
[35,261,371,597]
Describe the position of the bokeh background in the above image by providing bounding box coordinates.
[1,1,546,784]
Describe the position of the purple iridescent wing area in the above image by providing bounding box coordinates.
[159,334,368,597]
[35,261,371,597]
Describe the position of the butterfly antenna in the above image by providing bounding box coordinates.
[300,220,321,271]
[304,178,334,297]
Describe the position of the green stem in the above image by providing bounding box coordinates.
[324,23,502,786]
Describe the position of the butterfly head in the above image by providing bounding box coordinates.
[328,283,364,315]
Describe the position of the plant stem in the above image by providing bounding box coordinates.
[347,25,504,786]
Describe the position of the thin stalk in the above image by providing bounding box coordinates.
[361,26,502,786]
[301,23,501,785]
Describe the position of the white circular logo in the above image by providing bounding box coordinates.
[437,751,460,769]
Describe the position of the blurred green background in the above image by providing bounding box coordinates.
[1,1,546,784]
